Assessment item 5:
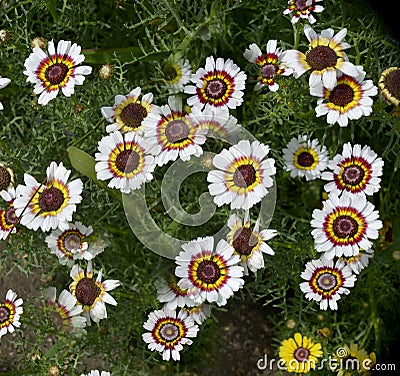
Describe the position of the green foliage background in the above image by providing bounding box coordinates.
[1,0,399,375]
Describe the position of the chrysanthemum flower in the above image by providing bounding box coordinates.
[184,56,246,112]
[283,0,324,24]
[155,276,197,310]
[282,135,329,181]
[311,193,382,260]
[0,188,18,240]
[162,57,192,94]
[338,248,374,275]
[243,40,293,92]
[300,258,357,310]
[0,163,14,192]
[207,139,276,210]
[14,161,83,232]
[0,76,11,110]
[279,332,323,373]
[45,222,103,265]
[322,143,384,196]
[69,260,120,325]
[189,106,239,141]
[181,303,211,325]
[282,25,358,90]
[80,371,111,376]
[23,39,92,105]
[227,212,277,275]
[142,307,199,361]
[311,66,378,127]
[175,236,244,306]
[0,289,23,338]
[101,87,159,134]
[142,96,207,166]
[95,131,156,193]
[378,66,400,107]
[44,287,86,335]
[331,343,369,375]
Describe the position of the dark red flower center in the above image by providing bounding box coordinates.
[297,151,315,167]
[294,347,310,361]
[333,215,359,238]
[159,323,180,341]
[165,65,178,81]
[329,84,354,107]
[38,187,65,212]
[205,79,227,99]
[306,46,338,72]
[0,305,11,323]
[75,277,101,306]
[295,0,308,10]
[232,227,258,256]
[63,233,83,251]
[119,103,148,129]
[261,64,277,79]
[384,69,400,100]
[342,165,365,186]
[45,63,69,85]
[165,119,190,143]
[0,166,12,191]
[197,260,221,284]
[5,206,18,225]
[115,150,140,174]
[233,164,257,188]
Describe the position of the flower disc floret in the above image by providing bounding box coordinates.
[378,66,400,106]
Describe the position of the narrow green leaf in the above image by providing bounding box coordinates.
[67,146,122,204]
[82,47,170,64]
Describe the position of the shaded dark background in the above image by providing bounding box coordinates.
[367,0,400,41]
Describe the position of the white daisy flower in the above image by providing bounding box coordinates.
[181,303,212,325]
[0,163,14,192]
[300,258,356,310]
[184,56,246,112]
[282,25,359,90]
[95,131,156,194]
[44,287,86,335]
[155,276,197,310]
[322,142,384,196]
[0,76,11,110]
[23,39,92,105]
[175,236,245,306]
[207,139,276,210]
[45,222,103,265]
[311,66,378,127]
[69,260,120,325]
[142,307,199,361]
[227,211,277,275]
[0,188,18,240]
[337,248,374,274]
[80,371,111,376]
[283,0,324,25]
[0,289,23,338]
[311,193,383,260]
[162,57,192,94]
[282,135,329,180]
[142,96,207,166]
[101,87,159,134]
[243,40,293,92]
[14,161,83,232]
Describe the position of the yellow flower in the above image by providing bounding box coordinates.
[333,343,369,376]
[279,332,323,373]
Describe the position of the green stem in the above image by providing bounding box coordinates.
[294,21,301,50]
